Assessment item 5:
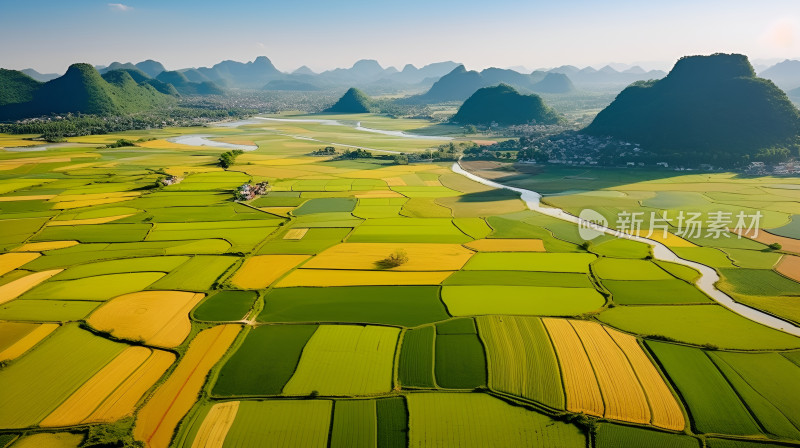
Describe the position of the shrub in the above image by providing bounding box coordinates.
[377,249,409,269]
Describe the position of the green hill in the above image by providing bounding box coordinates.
[0,63,175,120]
[156,71,223,95]
[450,84,561,126]
[103,69,179,96]
[585,53,800,159]
[0,69,43,106]
[324,87,371,113]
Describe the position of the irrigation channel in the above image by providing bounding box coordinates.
[452,160,800,337]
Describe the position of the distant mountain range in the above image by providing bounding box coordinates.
[0,64,175,120]
[451,84,561,126]
[759,59,800,91]
[402,65,575,103]
[585,53,800,158]
[546,65,666,87]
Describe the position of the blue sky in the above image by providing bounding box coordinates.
[2,0,798,73]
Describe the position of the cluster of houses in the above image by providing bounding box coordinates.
[745,161,800,176]
[236,181,270,201]
[160,176,181,186]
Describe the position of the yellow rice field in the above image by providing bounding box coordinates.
[86,349,175,423]
[260,207,295,217]
[189,401,240,448]
[41,346,153,427]
[47,214,134,226]
[276,269,454,287]
[134,324,240,448]
[0,323,59,362]
[283,228,309,240]
[543,318,604,417]
[13,241,78,252]
[87,291,205,347]
[570,320,651,424]
[301,243,475,271]
[606,328,685,430]
[230,255,310,289]
[0,252,40,276]
[464,239,546,252]
[0,269,62,305]
[354,190,404,198]
[0,194,56,201]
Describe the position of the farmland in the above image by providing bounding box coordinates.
[0,114,798,448]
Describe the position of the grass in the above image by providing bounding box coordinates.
[442,285,605,316]
[221,400,332,448]
[257,286,449,326]
[191,290,258,321]
[594,424,699,448]
[443,270,593,287]
[331,400,377,448]
[434,333,487,389]
[213,325,317,396]
[257,227,351,255]
[399,327,436,388]
[406,393,586,447]
[646,341,761,435]
[282,325,399,396]
[718,268,800,296]
[21,272,165,301]
[0,299,99,321]
[436,317,476,334]
[603,279,712,305]
[592,258,674,280]
[34,223,151,243]
[149,255,236,291]
[592,238,652,259]
[477,316,564,409]
[376,397,408,448]
[599,305,800,350]
[710,351,800,438]
[293,197,357,215]
[53,256,189,280]
[463,252,596,272]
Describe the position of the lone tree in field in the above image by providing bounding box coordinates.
[219,149,244,169]
[377,249,409,269]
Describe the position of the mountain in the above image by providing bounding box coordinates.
[549,65,665,87]
[156,71,223,95]
[759,59,800,91]
[263,79,321,91]
[98,60,166,78]
[0,63,175,120]
[585,53,800,158]
[450,84,561,126]
[324,87,371,113]
[404,65,575,103]
[319,59,391,83]
[293,66,316,75]
[135,60,166,78]
[179,68,214,84]
[0,69,43,106]
[20,69,60,82]
[194,56,282,89]
[102,69,179,96]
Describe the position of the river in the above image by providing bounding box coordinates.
[452,161,800,337]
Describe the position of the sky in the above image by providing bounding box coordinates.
[1,0,799,74]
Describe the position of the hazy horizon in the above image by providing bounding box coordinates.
[2,0,799,74]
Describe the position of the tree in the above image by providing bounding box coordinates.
[377,249,409,268]
[219,149,244,168]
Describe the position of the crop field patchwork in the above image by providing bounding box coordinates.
[2,117,800,446]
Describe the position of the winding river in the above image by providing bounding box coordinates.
[167,135,258,151]
[452,161,800,337]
